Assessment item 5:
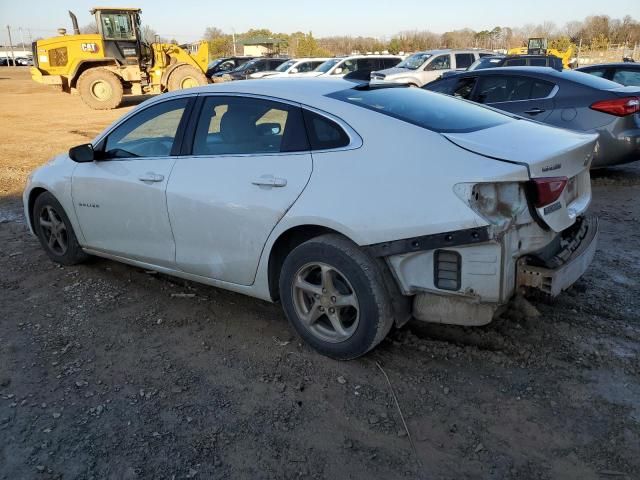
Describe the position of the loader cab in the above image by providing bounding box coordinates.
[527,38,548,55]
[92,8,145,66]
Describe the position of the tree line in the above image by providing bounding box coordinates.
[201,14,640,58]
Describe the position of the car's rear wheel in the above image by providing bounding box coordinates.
[279,234,394,360]
[33,192,88,265]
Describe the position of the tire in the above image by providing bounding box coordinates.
[77,68,124,110]
[33,192,89,266]
[279,234,395,360]
[167,65,208,91]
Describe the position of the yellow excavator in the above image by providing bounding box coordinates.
[30,7,210,109]
[508,38,574,69]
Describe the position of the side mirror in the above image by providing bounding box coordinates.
[290,67,299,74]
[69,143,95,162]
[333,67,343,75]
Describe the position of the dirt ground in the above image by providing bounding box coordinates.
[1,67,639,480]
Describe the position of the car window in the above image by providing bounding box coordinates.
[529,58,547,67]
[302,110,350,150]
[426,77,459,94]
[452,77,477,99]
[427,55,451,70]
[582,68,606,78]
[455,53,475,69]
[479,53,494,58]
[612,69,640,86]
[296,61,315,73]
[381,57,401,68]
[192,96,309,155]
[329,87,511,133]
[504,58,527,66]
[356,58,378,71]
[475,76,554,103]
[104,98,188,158]
[336,59,358,75]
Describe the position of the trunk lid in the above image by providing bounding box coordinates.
[443,119,598,232]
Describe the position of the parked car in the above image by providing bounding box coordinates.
[576,62,640,87]
[25,79,599,359]
[254,58,331,78]
[371,49,493,87]
[205,56,254,79]
[425,67,640,167]
[467,54,563,71]
[302,55,402,78]
[213,57,288,81]
[14,56,34,66]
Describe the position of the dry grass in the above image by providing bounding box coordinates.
[0,67,135,198]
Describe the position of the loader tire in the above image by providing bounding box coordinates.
[77,68,124,110]
[167,65,208,91]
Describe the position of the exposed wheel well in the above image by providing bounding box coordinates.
[70,60,120,89]
[27,187,48,230]
[267,225,342,301]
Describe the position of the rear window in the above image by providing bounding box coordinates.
[328,86,511,133]
[564,70,625,90]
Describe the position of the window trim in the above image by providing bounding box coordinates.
[179,93,363,158]
[471,75,559,105]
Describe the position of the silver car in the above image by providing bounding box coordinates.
[371,49,494,87]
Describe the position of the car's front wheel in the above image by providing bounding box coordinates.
[33,192,88,266]
[279,234,395,360]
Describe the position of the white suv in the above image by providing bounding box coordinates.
[300,55,402,78]
[371,49,494,87]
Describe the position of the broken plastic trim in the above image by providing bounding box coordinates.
[366,226,491,258]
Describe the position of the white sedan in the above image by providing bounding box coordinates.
[24,79,599,359]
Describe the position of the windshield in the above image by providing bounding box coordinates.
[276,60,296,72]
[468,57,504,71]
[100,13,136,41]
[315,58,341,73]
[397,52,432,70]
[328,86,511,133]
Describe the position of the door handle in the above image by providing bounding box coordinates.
[252,176,287,188]
[524,108,545,115]
[138,173,165,183]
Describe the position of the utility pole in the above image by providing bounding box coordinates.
[19,27,26,52]
[232,29,236,56]
[6,25,15,65]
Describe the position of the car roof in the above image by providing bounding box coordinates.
[156,78,355,107]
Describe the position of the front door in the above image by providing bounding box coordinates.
[72,97,190,267]
[166,95,313,285]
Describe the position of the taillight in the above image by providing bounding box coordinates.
[530,177,567,208]
[590,96,640,117]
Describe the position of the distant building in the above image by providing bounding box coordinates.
[240,37,285,57]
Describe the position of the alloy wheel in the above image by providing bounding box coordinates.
[39,205,68,255]
[291,262,360,343]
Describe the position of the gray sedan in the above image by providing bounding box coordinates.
[424,67,640,168]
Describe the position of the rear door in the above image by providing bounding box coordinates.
[166,95,312,285]
[473,74,556,121]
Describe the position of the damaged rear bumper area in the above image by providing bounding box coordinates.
[379,216,598,327]
[517,216,599,297]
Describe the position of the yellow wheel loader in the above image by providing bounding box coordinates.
[508,38,574,69]
[30,8,210,109]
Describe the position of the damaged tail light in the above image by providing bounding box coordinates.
[529,177,567,208]
[590,97,640,117]
[453,182,529,230]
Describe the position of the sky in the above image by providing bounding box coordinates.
[1,0,638,44]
